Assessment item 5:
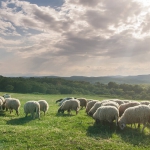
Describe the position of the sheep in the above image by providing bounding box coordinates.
[58,99,80,115]
[4,98,21,115]
[38,100,49,115]
[77,98,87,109]
[86,99,93,103]
[118,105,150,132]
[88,102,103,116]
[24,101,40,119]
[58,97,74,106]
[0,96,5,103]
[119,101,140,117]
[101,101,119,109]
[85,100,99,114]
[93,106,119,127]
[109,99,124,105]
[140,101,150,105]
[88,100,112,116]
[0,96,5,110]
[123,100,131,103]
[56,98,63,104]
[3,94,11,99]
[0,99,3,110]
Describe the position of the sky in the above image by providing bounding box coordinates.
[1,0,150,77]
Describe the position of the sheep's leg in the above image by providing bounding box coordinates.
[76,110,79,115]
[25,113,28,117]
[115,116,118,126]
[110,122,113,129]
[16,110,19,116]
[141,123,146,133]
[133,123,136,128]
[95,119,100,124]
[67,109,71,115]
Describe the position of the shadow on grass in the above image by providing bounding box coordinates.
[86,122,118,139]
[86,122,150,146]
[6,116,33,125]
[56,113,76,117]
[0,110,6,116]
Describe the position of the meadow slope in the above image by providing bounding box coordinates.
[0,92,150,150]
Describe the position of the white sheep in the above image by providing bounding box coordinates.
[93,106,119,127]
[140,101,150,105]
[38,100,49,115]
[0,99,3,110]
[123,100,131,103]
[0,96,5,110]
[88,101,102,116]
[85,100,99,114]
[109,99,124,105]
[24,101,40,119]
[118,105,150,132]
[119,101,140,117]
[101,101,119,109]
[58,99,80,115]
[4,98,21,115]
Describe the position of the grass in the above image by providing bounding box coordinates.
[0,92,150,149]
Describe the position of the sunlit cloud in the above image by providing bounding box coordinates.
[0,0,150,77]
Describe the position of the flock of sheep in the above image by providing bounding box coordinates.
[1,93,150,133]
[0,94,49,119]
[56,97,150,133]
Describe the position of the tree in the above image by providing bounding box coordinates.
[5,85,14,92]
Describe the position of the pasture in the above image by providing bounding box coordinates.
[0,92,150,150]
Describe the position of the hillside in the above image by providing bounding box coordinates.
[39,74,150,84]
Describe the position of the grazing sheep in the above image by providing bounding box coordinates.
[58,99,80,115]
[119,101,140,117]
[0,96,5,103]
[3,94,11,99]
[85,100,99,114]
[140,101,150,105]
[109,99,124,105]
[77,98,87,109]
[24,101,40,119]
[56,99,63,103]
[58,97,74,106]
[93,106,119,127]
[0,96,5,110]
[101,101,119,109]
[118,105,150,132]
[4,98,21,115]
[86,99,93,103]
[38,100,49,115]
[88,101,103,117]
[122,100,131,103]
[0,99,3,110]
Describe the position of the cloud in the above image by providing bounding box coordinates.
[0,0,150,76]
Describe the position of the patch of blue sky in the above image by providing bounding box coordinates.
[20,0,64,7]
[16,26,43,37]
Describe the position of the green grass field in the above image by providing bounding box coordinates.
[0,92,150,150]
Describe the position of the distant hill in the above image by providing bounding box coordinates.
[33,74,150,84]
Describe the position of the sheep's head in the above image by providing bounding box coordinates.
[118,122,126,130]
[58,107,64,113]
[88,111,93,117]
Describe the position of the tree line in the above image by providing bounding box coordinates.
[0,75,150,100]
